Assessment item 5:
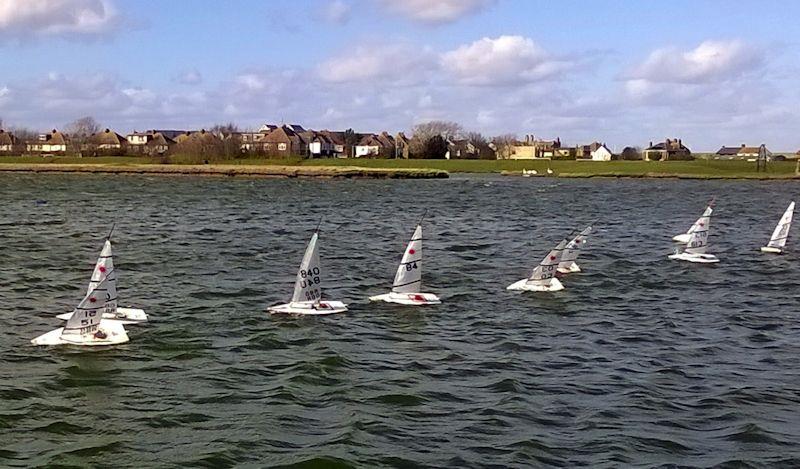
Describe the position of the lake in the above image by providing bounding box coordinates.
[1,173,799,468]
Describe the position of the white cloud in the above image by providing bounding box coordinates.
[318,43,436,85]
[441,35,575,86]
[175,69,202,86]
[323,0,351,24]
[379,0,494,24]
[629,40,762,84]
[0,0,120,40]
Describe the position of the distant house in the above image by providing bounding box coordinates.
[445,138,496,160]
[0,129,18,154]
[258,123,304,134]
[508,135,562,159]
[173,129,222,154]
[643,139,692,161]
[304,131,335,158]
[395,132,411,159]
[256,125,308,157]
[27,129,69,154]
[590,144,613,161]
[716,144,772,160]
[127,130,183,155]
[145,132,176,155]
[86,129,128,155]
[355,132,395,158]
[319,130,347,157]
[223,131,263,152]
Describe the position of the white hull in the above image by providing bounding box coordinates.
[31,320,129,346]
[369,292,441,305]
[557,262,581,274]
[56,306,148,325]
[507,277,564,292]
[672,233,691,243]
[667,252,720,263]
[268,301,348,315]
[760,246,783,254]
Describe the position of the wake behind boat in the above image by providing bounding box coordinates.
[508,238,568,292]
[268,223,347,315]
[558,226,592,274]
[56,230,148,325]
[761,201,794,254]
[31,275,130,346]
[370,217,441,305]
[673,203,713,243]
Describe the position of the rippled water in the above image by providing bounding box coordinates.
[2,173,800,468]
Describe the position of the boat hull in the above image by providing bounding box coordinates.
[557,262,581,274]
[369,292,441,305]
[506,277,565,292]
[667,252,720,263]
[672,233,691,243]
[56,306,148,325]
[268,301,348,315]
[31,321,129,346]
[760,246,783,254]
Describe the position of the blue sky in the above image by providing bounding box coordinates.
[1,0,799,150]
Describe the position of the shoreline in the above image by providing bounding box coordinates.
[0,163,449,179]
[500,170,800,180]
[1,160,799,180]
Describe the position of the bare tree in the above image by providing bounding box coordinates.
[409,120,463,158]
[492,134,518,159]
[465,131,487,146]
[64,116,101,138]
[209,122,240,137]
[11,127,38,141]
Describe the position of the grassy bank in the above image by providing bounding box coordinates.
[0,156,798,179]
[0,162,448,179]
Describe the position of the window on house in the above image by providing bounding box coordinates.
[278,143,287,151]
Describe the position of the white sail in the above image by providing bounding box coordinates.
[87,239,118,316]
[684,222,709,254]
[559,226,592,267]
[62,275,113,341]
[686,206,713,236]
[291,232,322,304]
[527,239,567,286]
[392,224,423,294]
[767,201,794,249]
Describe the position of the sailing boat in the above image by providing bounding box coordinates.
[508,238,568,292]
[369,217,441,305]
[668,213,719,263]
[31,275,130,346]
[56,228,147,324]
[558,226,592,274]
[761,201,795,253]
[268,223,348,315]
[673,202,713,243]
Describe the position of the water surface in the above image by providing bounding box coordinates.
[1,174,800,468]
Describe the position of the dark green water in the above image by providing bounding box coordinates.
[2,174,800,468]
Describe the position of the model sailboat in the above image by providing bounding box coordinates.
[268,223,348,315]
[56,227,148,324]
[761,201,794,253]
[673,203,713,243]
[558,226,592,274]
[31,275,130,346]
[668,210,719,263]
[370,217,441,305]
[508,238,568,292]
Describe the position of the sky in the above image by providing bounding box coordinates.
[1,0,799,150]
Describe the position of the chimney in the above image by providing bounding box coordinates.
[649,141,653,147]
[741,143,746,147]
